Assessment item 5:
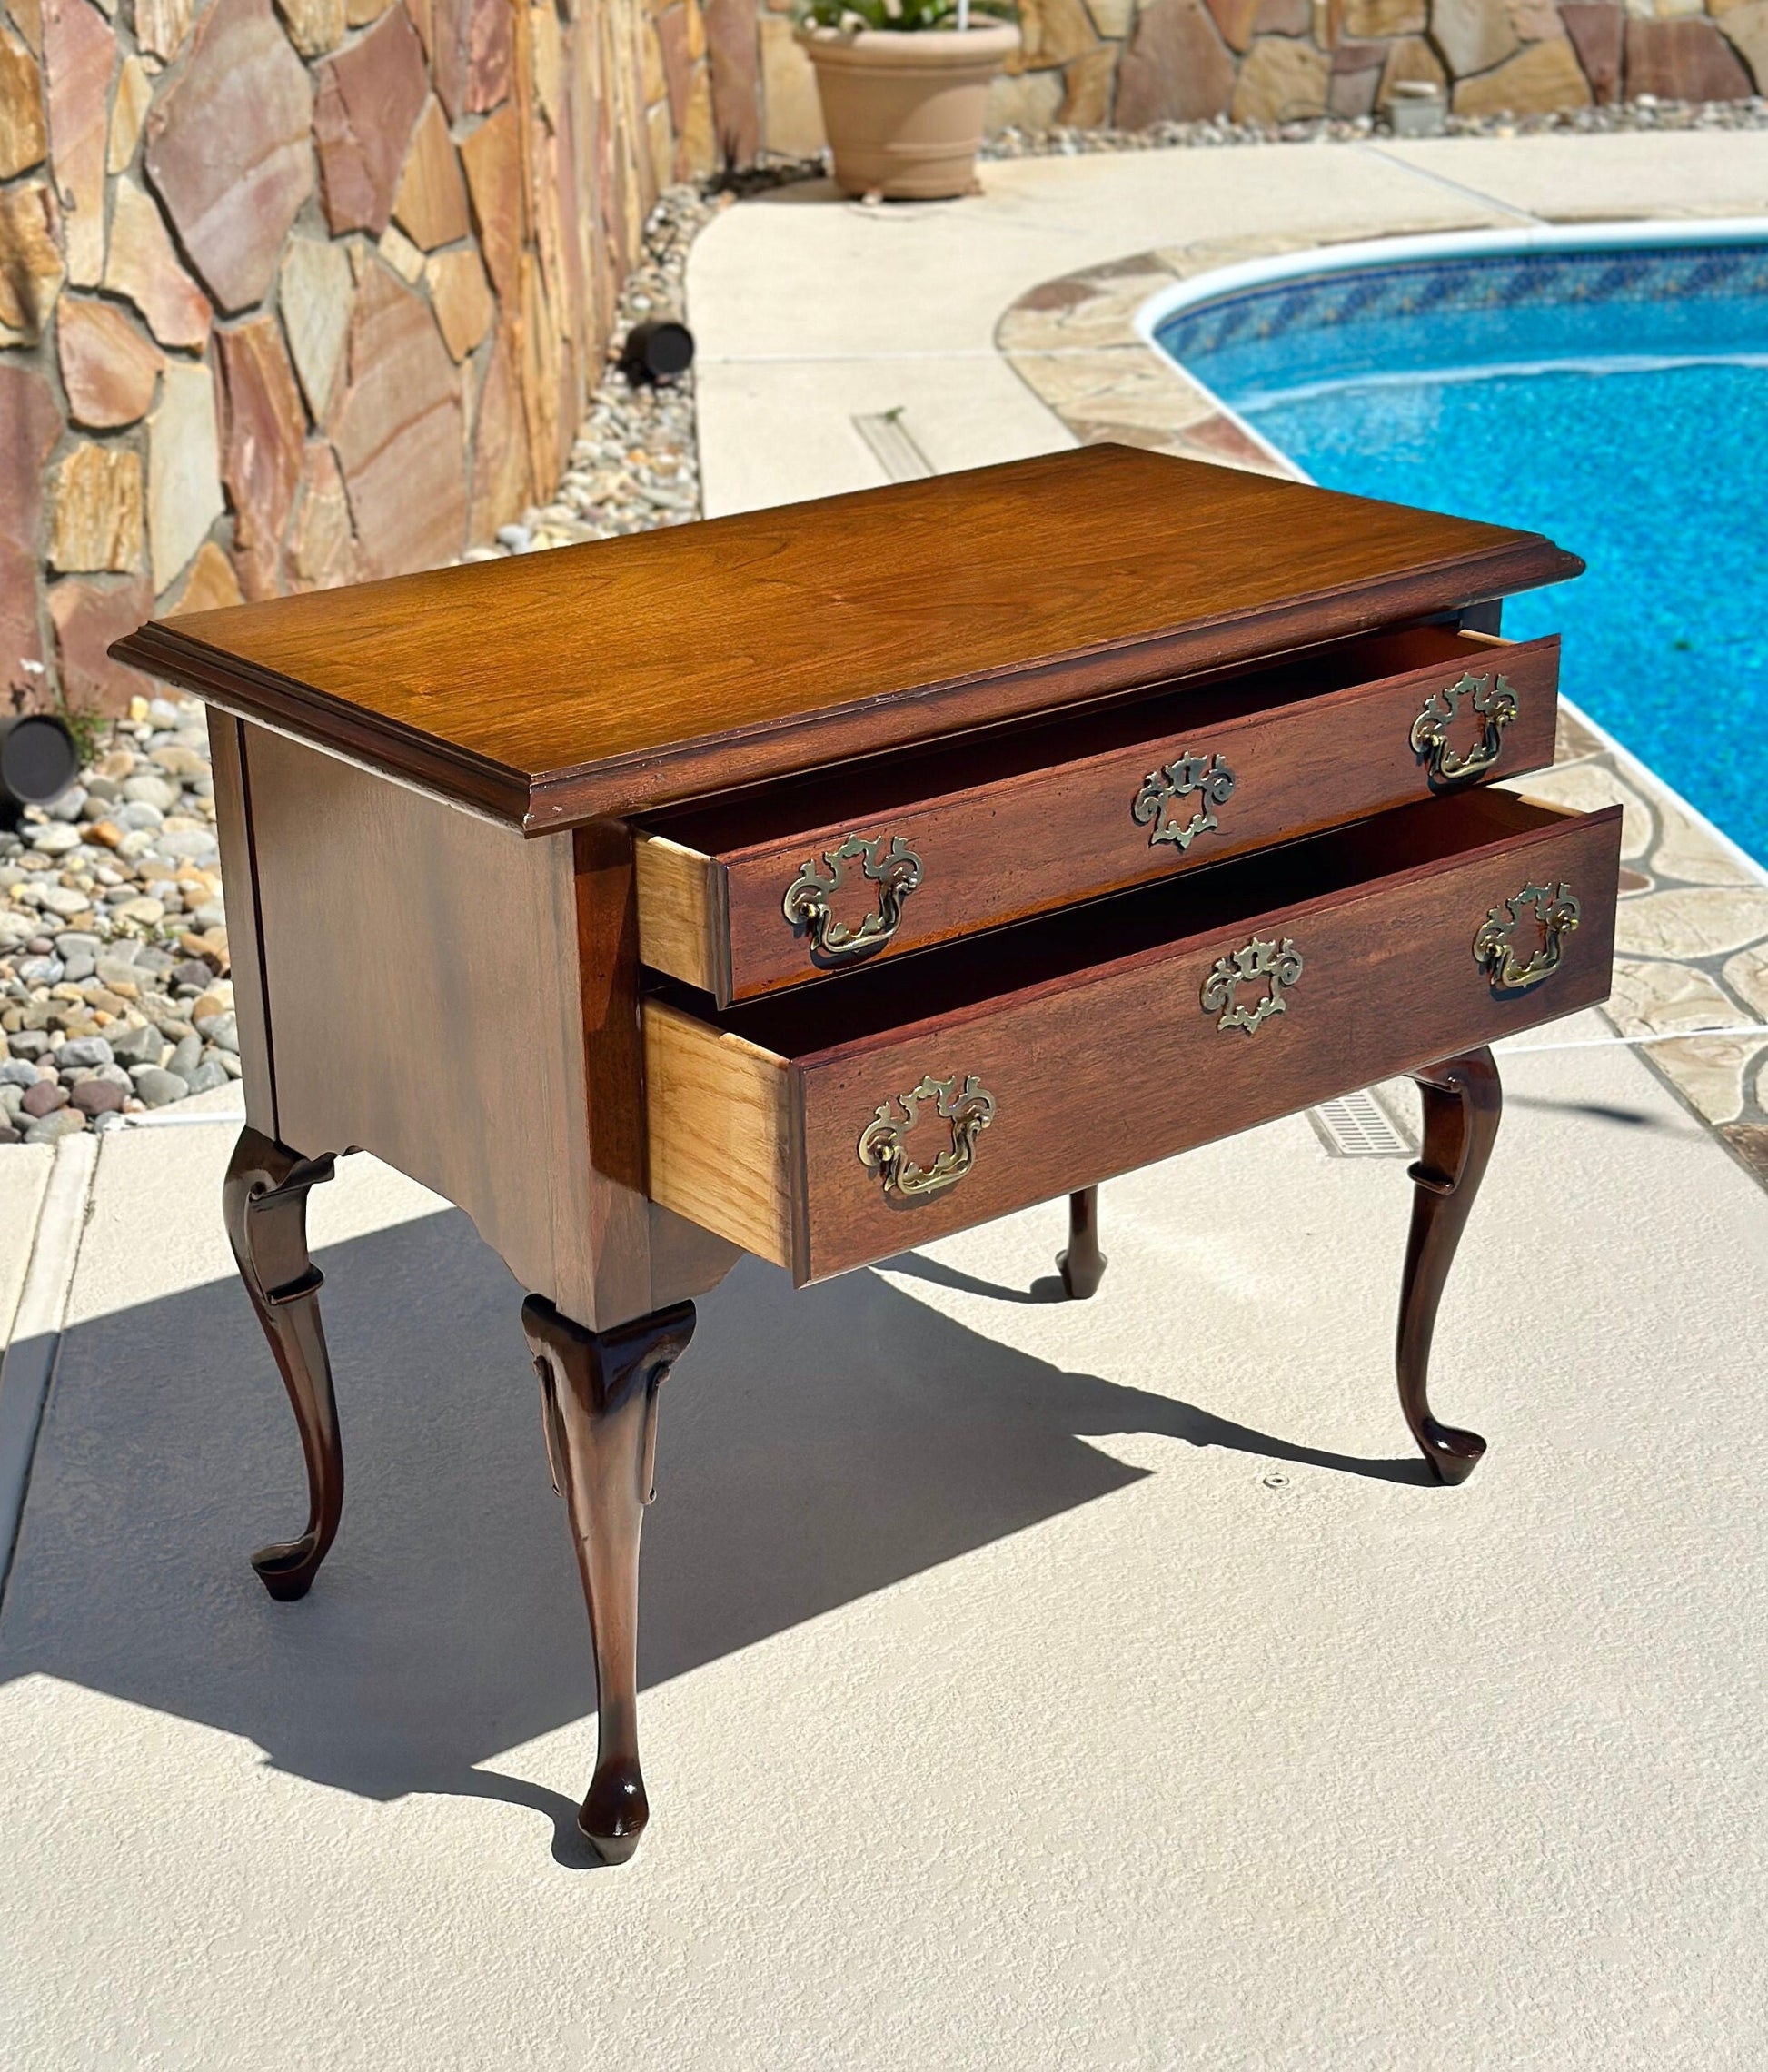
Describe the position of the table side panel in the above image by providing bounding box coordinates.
[243,727,628,1324]
[790,807,1622,1283]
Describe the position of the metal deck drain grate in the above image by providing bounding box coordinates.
[1310,1087,1413,1159]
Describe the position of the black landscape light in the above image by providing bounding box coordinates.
[620,319,695,386]
[0,713,79,825]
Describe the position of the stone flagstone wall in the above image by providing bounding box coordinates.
[746,1,1766,154]
[0,0,723,717]
[5,0,1762,723]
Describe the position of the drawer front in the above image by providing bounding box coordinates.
[642,632,1560,1006]
[778,799,1616,1282]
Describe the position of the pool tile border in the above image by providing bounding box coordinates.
[997,232,1768,1192]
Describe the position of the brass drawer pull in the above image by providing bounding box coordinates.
[858,1073,996,1200]
[1411,670,1518,788]
[1133,751,1235,851]
[1202,934,1303,1035]
[1474,879,1580,993]
[783,832,923,962]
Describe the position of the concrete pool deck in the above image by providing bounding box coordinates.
[694,130,1768,1187]
[3,132,1767,2070]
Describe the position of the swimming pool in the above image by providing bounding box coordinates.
[1149,229,1768,865]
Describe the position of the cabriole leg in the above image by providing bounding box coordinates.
[1057,1186,1107,1300]
[1397,1048,1502,1485]
[223,1125,342,1601]
[521,1294,696,1865]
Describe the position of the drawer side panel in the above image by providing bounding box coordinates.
[634,832,722,995]
[644,1001,794,1265]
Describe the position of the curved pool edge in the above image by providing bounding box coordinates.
[993,219,1768,1191]
[1130,216,1768,352]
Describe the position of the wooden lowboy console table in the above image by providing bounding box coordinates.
[114,446,1622,1863]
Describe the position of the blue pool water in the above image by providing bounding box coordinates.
[1154,241,1768,863]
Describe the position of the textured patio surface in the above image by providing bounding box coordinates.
[3,134,1767,2070]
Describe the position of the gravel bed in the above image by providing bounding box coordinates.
[464,183,727,559]
[1,697,236,1144]
[981,95,1768,156]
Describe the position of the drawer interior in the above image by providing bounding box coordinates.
[640,622,1508,854]
[648,788,1586,1061]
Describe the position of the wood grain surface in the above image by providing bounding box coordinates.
[111,447,1582,830]
[243,726,649,1328]
[632,832,721,996]
[639,627,1561,1004]
[643,1001,792,1263]
[642,792,1621,1282]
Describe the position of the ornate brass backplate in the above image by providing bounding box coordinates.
[857,1073,997,1200]
[1410,670,1519,788]
[1473,879,1581,993]
[1132,751,1236,852]
[1201,935,1304,1035]
[782,831,924,963]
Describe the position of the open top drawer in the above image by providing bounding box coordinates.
[643,788,1620,1285]
[635,624,1560,1006]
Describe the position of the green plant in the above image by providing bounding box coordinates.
[52,690,110,773]
[797,0,960,28]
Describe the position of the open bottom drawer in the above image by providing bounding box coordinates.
[643,789,1621,1284]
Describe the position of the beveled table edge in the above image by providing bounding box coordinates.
[111,534,1579,835]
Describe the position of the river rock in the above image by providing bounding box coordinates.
[58,1034,113,1067]
[25,1108,88,1142]
[21,1076,68,1116]
[130,1065,188,1105]
[154,828,219,860]
[107,1021,163,1067]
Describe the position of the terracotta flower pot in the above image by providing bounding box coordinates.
[797,21,1019,202]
